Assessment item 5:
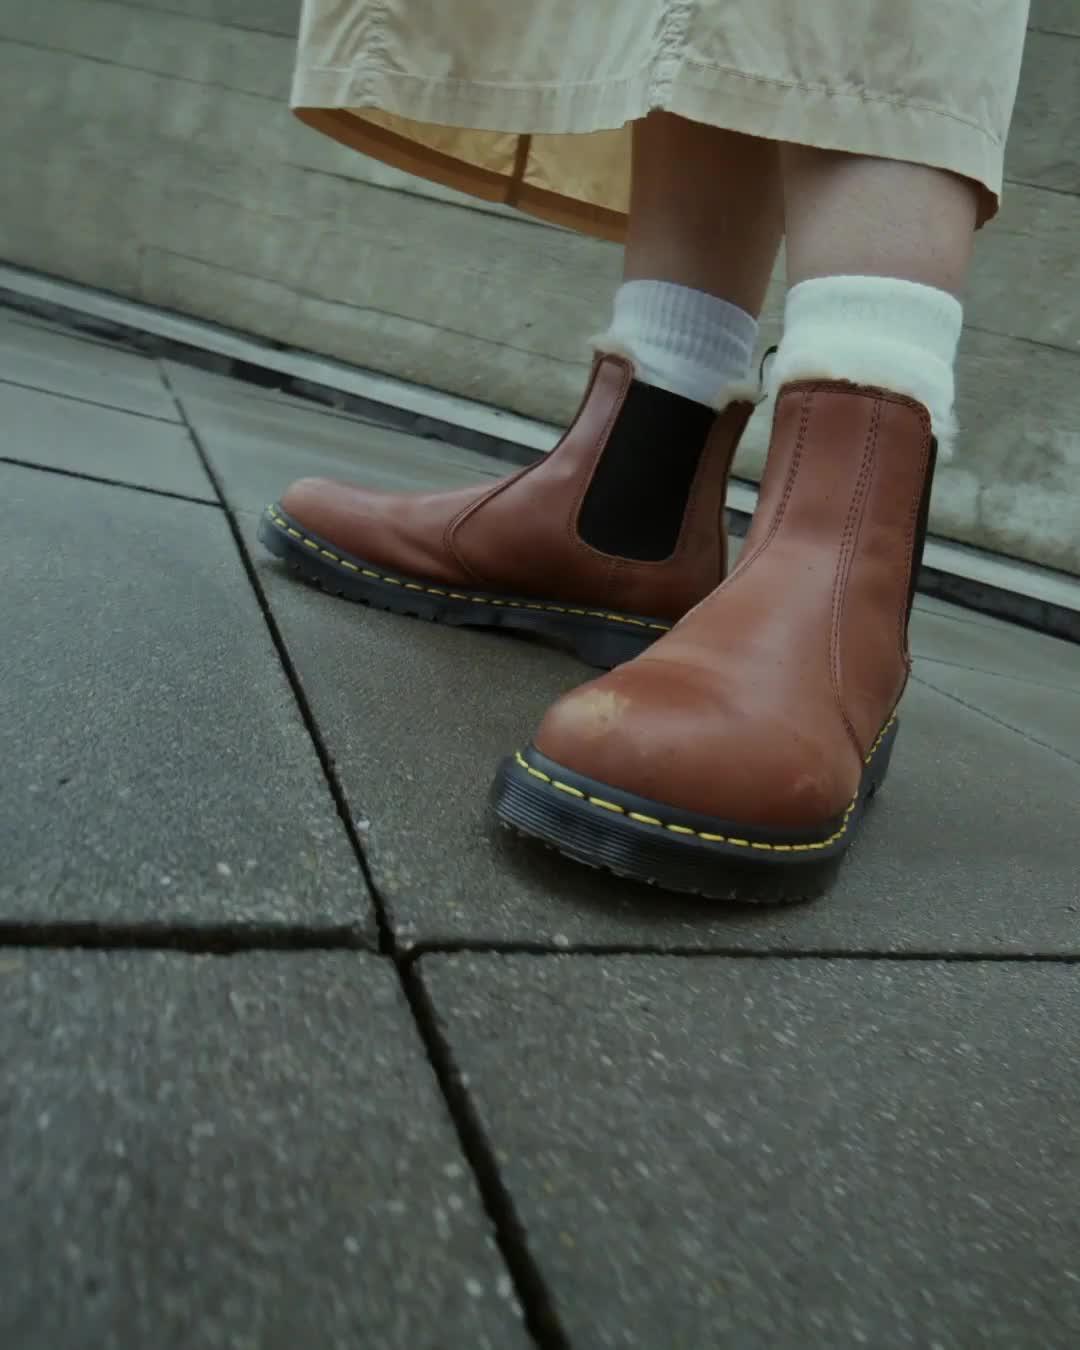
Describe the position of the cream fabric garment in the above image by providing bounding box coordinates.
[293,1,1029,240]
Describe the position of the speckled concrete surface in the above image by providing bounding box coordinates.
[5,305,1079,1347]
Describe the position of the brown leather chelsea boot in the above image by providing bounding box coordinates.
[259,354,753,668]
[493,380,937,899]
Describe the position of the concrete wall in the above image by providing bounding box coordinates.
[1,0,1078,573]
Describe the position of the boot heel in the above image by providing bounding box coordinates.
[866,718,900,798]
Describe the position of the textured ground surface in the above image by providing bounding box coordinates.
[3,307,1079,1347]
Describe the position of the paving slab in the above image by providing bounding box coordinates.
[910,605,1080,691]
[245,529,1080,953]
[0,380,213,500]
[166,359,502,518]
[0,950,527,1350]
[914,663,1080,762]
[1,463,372,937]
[0,311,180,420]
[422,952,1080,1349]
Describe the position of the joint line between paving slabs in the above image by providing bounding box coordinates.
[912,673,1080,769]
[0,921,368,955]
[0,374,188,425]
[402,942,1080,966]
[401,963,572,1350]
[161,369,398,955]
[0,454,223,509]
[163,367,573,1350]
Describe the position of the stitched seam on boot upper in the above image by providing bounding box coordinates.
[830,397,881,758]
[446,355,612,584]
[723,391,810,589]
[655,421,719,571]
[442,458,537,585]
[600,555,625,610]
[566,359,635,562]
[449,357,629,587]
[719,403,755,575]
[677,403,746,587]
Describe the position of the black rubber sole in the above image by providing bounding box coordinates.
[491,718,899,903]
[258,504,671,669]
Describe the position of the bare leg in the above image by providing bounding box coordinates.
[781,147,978,295]
[625,113,784,316]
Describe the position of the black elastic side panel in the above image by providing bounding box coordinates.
[576,381,716,562]
[906,438,939,621]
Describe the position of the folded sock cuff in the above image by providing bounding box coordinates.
[593,280,759,410]
[769,276,963,457]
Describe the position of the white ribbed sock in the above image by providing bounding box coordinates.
[769,276,963,456]
[593,280,759,410]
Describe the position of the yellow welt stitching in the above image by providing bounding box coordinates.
[268,513,679,636]
[514,712,895,850]
[864,715,895,762]
[269,509,668,628]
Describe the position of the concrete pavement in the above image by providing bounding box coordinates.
[3,305,1080,1348]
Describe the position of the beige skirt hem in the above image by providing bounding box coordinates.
[293,58,1005,241]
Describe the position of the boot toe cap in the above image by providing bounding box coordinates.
[532,661,858,834]
[278,475,418,570]
[280,476,357,540]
